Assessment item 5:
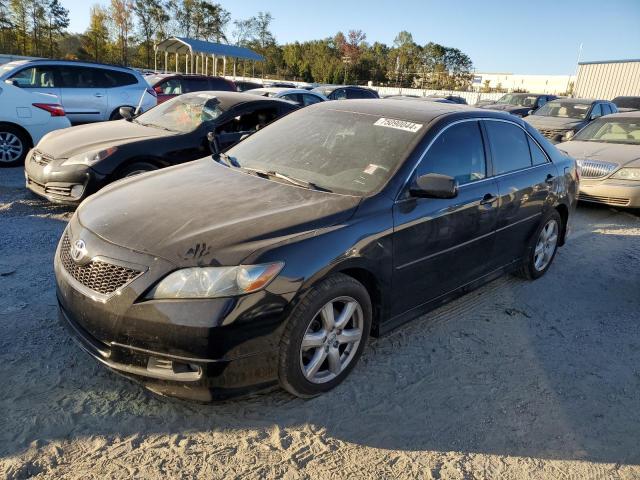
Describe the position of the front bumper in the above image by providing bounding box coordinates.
[55,219,298,401]
[24,150,106,205]
[578,179,640,208]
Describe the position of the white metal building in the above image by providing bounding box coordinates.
[470,72,575,94]
[574,59,640,99]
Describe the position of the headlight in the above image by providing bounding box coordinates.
[61,147,118,166]
[610,168,640,181]
[563,130,576,141]
[147,262,284,299]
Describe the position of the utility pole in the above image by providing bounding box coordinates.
[570,43,583,98]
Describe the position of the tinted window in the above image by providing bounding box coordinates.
[537,96,548,108]
[528,137,548,165]
[608,103,618,113]
[100,69,137,87]
[302,94,323,106]
[601,104,612,115]
[9,66,58,88]
[281,93,302,104]
[216,107,279,134]
[158,78,182,95]
[183,77,210,92]
[58,66,99,88]
[484,121,532,174]
[417,121,486,185]
[332,89,347,100]
[590,104,603,119]
[209,78,234,91]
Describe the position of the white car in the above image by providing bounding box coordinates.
[0,82,71,167]
[0,60,157,125]
[245,87,327,106]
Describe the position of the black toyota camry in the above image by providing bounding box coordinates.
[56,100,578,401]
[24,92,298,205]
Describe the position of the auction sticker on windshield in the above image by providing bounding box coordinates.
[374,118,423,133]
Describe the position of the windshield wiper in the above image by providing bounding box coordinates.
[241,167,332,192]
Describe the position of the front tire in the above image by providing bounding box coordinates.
[278,274,372,398]
[516,210,562,280]
[0,125,30,167]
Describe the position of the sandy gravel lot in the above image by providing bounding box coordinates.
[1,166,639,479]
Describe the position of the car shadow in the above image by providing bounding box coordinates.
[1,192,639,466]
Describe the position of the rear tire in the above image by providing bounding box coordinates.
[516,210,562,280]
[278,274,372,398]
[117,162,158,179]
[0,125,30,167]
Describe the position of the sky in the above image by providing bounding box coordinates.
[63,0,640,75]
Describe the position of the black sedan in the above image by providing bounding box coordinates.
[311,85,379,100]
[55,100,578,401]
[24,92,298,205]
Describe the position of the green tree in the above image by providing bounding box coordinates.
[133,0,167,68]
[46,0,69,57]
[82,4,109,62]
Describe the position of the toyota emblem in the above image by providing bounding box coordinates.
[70,239,88,264]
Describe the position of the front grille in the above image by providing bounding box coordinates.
[576,160,617,178]
[27,177,72,197]
[578,193,630,206]
[60,233,142,295]
[539,128,566,140]
[31,150,54,166]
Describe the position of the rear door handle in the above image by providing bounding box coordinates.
[480,193,498,205]
[94,93,104,98]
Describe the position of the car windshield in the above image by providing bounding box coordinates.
[534,101,591,119]
[134,94,223,133]
[496,94,539,107]
[0,61,27,76]
[573,118,640,145]
[146,75,167,86]
[223,108,424,195]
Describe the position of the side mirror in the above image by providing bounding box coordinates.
[527,109,535,116]
[4,79,19,87]
[410,173,458,199]
[119,106,135,121]
[207,131,220,154]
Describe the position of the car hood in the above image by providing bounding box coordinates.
[36,119,170,158]
[76,159,361,266]
[558,141,640,167]
[524,115,585,130]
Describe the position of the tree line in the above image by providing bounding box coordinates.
[0,0,474,89]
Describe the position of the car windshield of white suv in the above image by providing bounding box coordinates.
[134,94,223,133]
[496,94,539,107]
[573,118,640,145]
[534,101,591,119]
[224,108,424,195]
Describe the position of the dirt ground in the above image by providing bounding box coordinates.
[1,166,639,479]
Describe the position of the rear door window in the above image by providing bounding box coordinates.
[58,66,99,88]
[590,104,603,119]
[484,121,532,174]
[332,89,347,100]
[418,121,486,185]
[98,69,137,87]
[302,94,323,106]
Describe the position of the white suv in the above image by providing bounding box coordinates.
[0,60,157,125]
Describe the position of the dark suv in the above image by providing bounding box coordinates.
[147,74,236,104]
[478,93,557,117]
[525,98,618,143]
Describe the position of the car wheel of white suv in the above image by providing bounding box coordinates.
[0,125,30,167]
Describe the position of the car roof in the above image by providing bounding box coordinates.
[598,111,640,119]
[307,98,506,124]
[313,85,372,93]
[253,87,320,95]
[547,97,604,104]
[1,58,137,73]
[179,91,295,110]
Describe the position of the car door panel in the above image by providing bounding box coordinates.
[392,179,500,316]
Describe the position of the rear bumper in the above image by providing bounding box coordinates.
[579,180,640,208]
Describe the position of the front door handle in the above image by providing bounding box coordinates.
[480,193,498,205]
[94,93,104,98]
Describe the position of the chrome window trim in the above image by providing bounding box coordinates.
[396,117,552,203]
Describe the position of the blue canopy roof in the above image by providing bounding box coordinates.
[155,37,264,62]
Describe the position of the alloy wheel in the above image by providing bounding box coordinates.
[534,218,559,271]
[0,132,23,164]
[299,296,364,384]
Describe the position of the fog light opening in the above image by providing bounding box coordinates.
[70,184,84,199]
[146,356,201,380]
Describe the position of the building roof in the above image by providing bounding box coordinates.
[155,37,264,61]
[578,59,640,65]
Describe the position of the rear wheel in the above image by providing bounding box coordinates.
[117,162,158,179]
[278,274,371,398]
[0,126,30,167]
[516,210,562,280]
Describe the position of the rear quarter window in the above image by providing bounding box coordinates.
[99,69,138,87]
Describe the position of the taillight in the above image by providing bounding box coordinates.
[146,87,157,98]
[32,103,65,117]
